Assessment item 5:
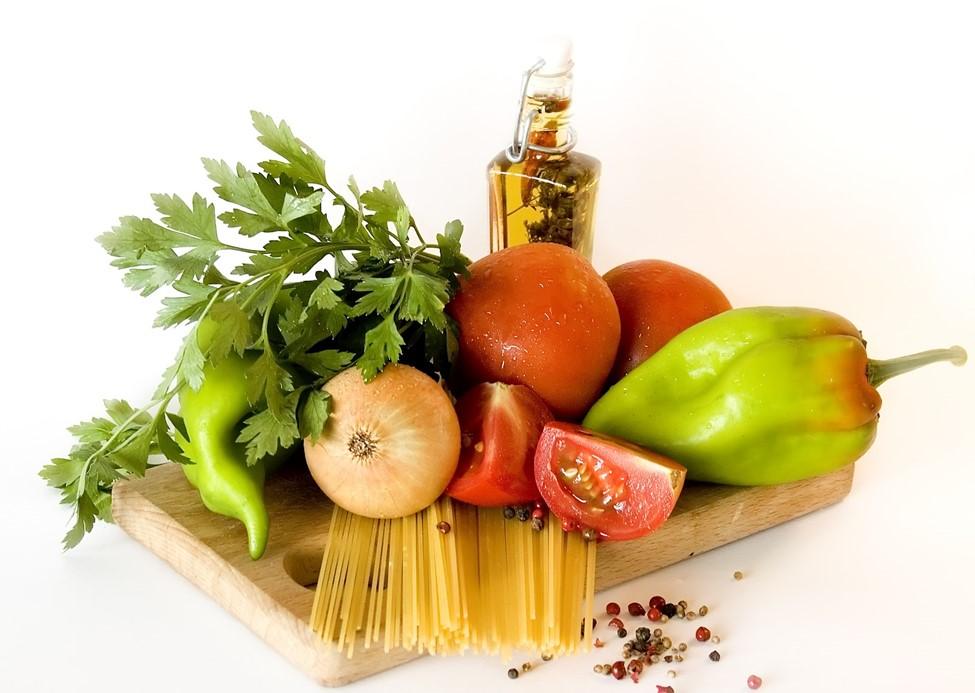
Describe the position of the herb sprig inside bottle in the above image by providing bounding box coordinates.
[40,112,470,549]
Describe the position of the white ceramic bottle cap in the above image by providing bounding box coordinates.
[536,36,573,76]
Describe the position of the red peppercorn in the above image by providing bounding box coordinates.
[531,507,544,520]
[627,602,646,617]
[627,660,644,674]
[611,661,626,680]
[647,607,662,622]
[606,602,621,615]
[608,617,625,630]
[656,686,674,693]
[648,595,666,610]
[747,674,763,689]
[695,626,711,642]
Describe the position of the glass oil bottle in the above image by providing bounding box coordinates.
[488,41,601,259]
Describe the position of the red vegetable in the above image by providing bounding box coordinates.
[533,422,686,541]
[446,383,553,506]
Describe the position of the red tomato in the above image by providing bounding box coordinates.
[447,243,621,419]
[446,383,554,506]
[534,422,686,541]
[604,259,731,382]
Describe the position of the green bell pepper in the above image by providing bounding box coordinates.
[583,307,966,485]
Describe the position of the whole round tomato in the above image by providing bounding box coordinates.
[446,382,553,506]
[534,422,686,541]
[604,259,731,382]
[447,243,621,419]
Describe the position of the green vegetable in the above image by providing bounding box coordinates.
[41,112,470,549]
[583,307,966,485]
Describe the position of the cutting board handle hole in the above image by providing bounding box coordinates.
[283,548,324,590]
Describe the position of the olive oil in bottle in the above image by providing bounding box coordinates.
[488,39,601,259]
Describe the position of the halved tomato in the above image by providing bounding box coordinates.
[534,422,686,541]
[446,383,554,506]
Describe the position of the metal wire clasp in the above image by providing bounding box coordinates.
[505,59,577,164]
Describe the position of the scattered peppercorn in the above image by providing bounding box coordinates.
[650,654,661,664]
[635,627,651,642]
[709,650,721,662]
[698,605,709,616]
[734,571,744,581]
[581,527,597,542]
[648,595,666,610]
[664,655,673,663]
[608,617,625,630]
[594,638,605,648]
[667,670,677,679]
[686,611,696,620]
[521,662,532,673]
[747,674,763,689]
[611,661,626,680]
[606,602,621,615]
[503,506,516,520]
[711,635,720,645]
[647,607,662,622]
[436,521,451,534]
[660,615,669,623]
[678,643,687,652]
[516,506,530,522]
[675,654,684,663]
[507,668,519,679]
[541,653,553,661]
[593,664,605,674]
[661,637,672,649]
[617,628,628,638]
[627,660,644,674]
[661,603,678,618]
[695,626,711,642]
[656,687,674,693]
[677,600,688,609]
[531,517,545,531]
[628,602,646,616]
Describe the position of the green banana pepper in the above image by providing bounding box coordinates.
[174,321,291,559]
[583,307,966,486]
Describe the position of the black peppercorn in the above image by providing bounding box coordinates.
[617,627,627,638]
[709,650,721,662]
[516,506,531,522]
[635,627,651,642]
[661,603,678,618]
[503,506,516,520]
[531,517,545,531]
[507,667,519,679]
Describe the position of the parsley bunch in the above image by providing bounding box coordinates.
[41,112,470,549]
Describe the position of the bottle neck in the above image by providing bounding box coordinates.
[523,71,575,153]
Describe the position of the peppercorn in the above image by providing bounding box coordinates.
[695,626,711,642]
[436,520,451,534]
[617,628,628,638]
[664,655,673,663]
[531,517,545,531]
[686,611,696,620]
[709,650,720,662]
[593,664,604,674]
[661,603,678,618]
[541,653,553,661]
[628,602,646,617]
[667,670,676,679]
[648,595,666,610]
[661,637,672,649]
[747,674,763,689]
[711,635,720,645]
[627,660,644,674]
[516,506,530,522]
[531,507,544,519]
[678,642,687,652]
[611,661,626,680]
[521,663,532,673]
[632,640,647,653]
[698,605,709,616]
[608,617,625,630]
[507,668,519,679]
[594,638,605,648]
[675,654,684,663]
[650,654,661,663]
[656,687,674,693]
[734,571,744,581]
[677,600,688,609]
[606,602,621,615]
[503,506,516,520]
[635,627,651,642]
[581,527,597,542]
[647,607,662,622]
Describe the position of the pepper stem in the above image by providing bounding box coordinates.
[867,345,968,387]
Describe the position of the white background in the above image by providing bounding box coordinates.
[2,1,974,691]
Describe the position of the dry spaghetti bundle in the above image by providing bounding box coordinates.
[310,498,597,658]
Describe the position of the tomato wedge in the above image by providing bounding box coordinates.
[534,422,686,541]
[446,383,554,506]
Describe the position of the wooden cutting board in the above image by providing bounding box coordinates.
[112,461,854,686]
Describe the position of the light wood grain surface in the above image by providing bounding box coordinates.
[112,461,854,686]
